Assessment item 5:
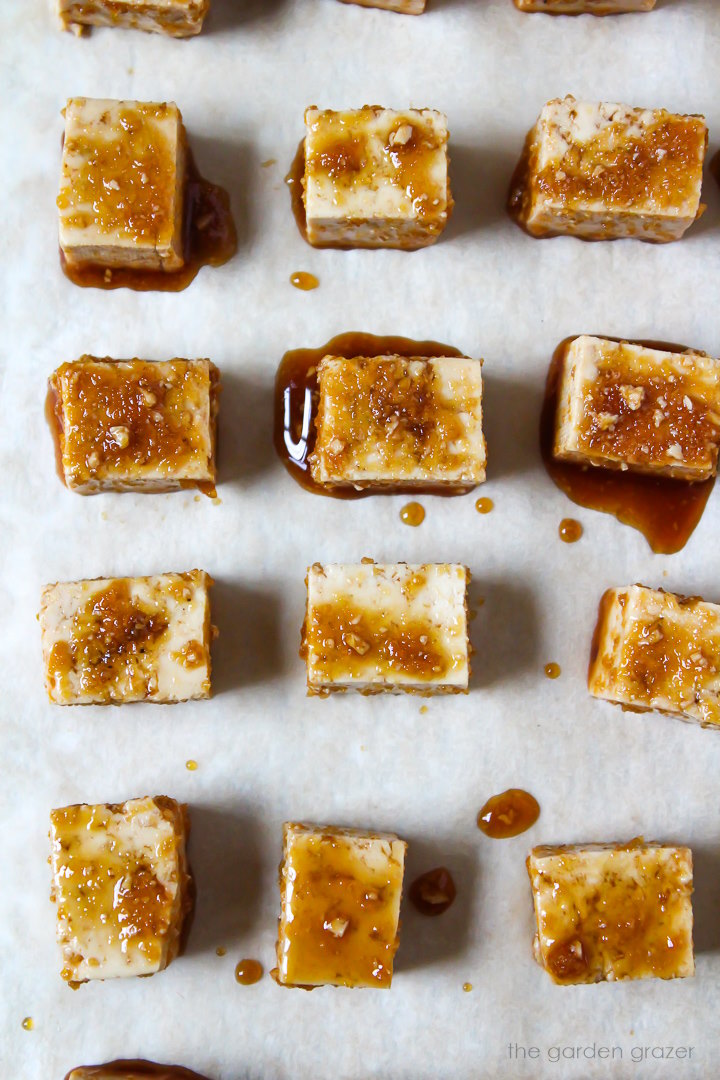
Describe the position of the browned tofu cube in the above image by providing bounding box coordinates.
[49,357,219,494]
[275,822,407,988]
[528,841,694,984]
[56,0,210,36]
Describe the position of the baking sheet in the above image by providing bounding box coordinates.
[2,1,720,1076]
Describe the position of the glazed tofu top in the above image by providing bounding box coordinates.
[279,823,406,988]
[50,797,189,981]
[51,357,218,487]
[311,355,485,484]
[41,571,211,705]
[304,562,469,688]
[555,337,720,477]
[591,585,720,724]
[528,841,694,984]
[304,107,449,222]
[530,96,706,215]
[58,98,184,247]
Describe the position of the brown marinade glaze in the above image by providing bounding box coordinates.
[408,867,457,916]
[235,958,263,984]
[64,1062,213,1080]
[540,338,715,553]
[477,789,540,839]
[61,149,236,291]
[273,331,465,498]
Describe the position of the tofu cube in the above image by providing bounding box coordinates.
[303,107,451,249]
[40,570,213,705]
[56,0,210,35]
[50,796,194,985]
[275,822,407,988]
[510,96,706,241]
[554,336,720,480]
[49,357,219,494]
[514,0,655,11]
[303,562,469,694]
[58,98,186,273]
[311,355,486,489]
[588,585,720,728]
[338,0,426,11]
[527,841,694,984]
[65,1067,211,1080]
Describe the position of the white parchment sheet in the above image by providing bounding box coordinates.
[2,1,720,1077]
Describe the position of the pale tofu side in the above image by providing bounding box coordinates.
[311,355,486,489]
[510,96,706,241]
[56,0,210,35]
[588,585,720,728]
[303,107,451,249]
[40,570,213,705]
[303,562,470,694]
[276,822,407,988]
[58,98,186,272]
[514,0,655,11]
[554,336,720,479]
[527,841,694,984]
[338,0,426,11]
[50,357,219,493]
[49,796,193,984]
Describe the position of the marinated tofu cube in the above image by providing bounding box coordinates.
[50,796,194,985]
[527,840,694,984]
[588,585,720,728]
[58,98,186,272]
[311,355,486,489]
[275,822,407,988]
[303,562,470,694]
[40,570,213,705]
[514,0,655,11]
[65,1064,211,1080]
[56,0,210,35]
[338,0,425,11]
[49,357,219,494]
[553,336,720,480]
[509,96,706,241]
[303,107,451,249]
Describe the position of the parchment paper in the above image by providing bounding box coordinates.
[2,1,720,1077]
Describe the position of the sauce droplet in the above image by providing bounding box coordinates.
[235,958,263,985]
[22,1017,33,1031]
[290,271,319,291]
[419,705,428,715]
[261,158,277,168]
[477,789,540,839]
[216,946,227,957]
[462,982,473,993]
[408,867,457,916]
[559,518,583,543]
[185,759,198,771]
[544,662,561,679]
[475,497,494,514]
[400,501,425,526]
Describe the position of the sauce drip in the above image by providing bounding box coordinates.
[61,149,236,292]
[400,501,425,526]
[408,867,457,916]
[22,1017,33,1031]
[185,759,198,771]
[541,339,715,554]
[475,497,494,514]
[235,958,263,985]
[477,789,540,839]
[559,518,582,543]
[290,271,319,291]
[274,332,463,498]
[216,946,226,957]
[462,982,473,993]
[544,662,561,679]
